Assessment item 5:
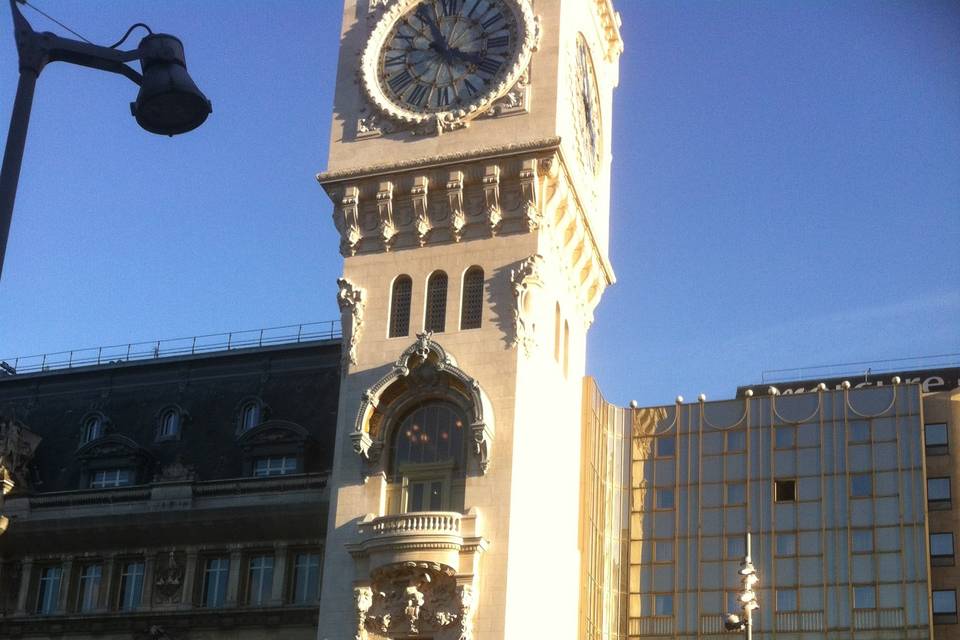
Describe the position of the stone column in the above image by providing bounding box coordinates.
[56,557,74,614]
[14,556,33,615]
[178,549,198,610]
[141,552,156,610]
[225,547,243,607]
[99,554,117,612]
[270,543,288,607]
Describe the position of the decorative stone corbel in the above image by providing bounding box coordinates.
[376,181,397,250]
[337,278,366,366]
[518,158,541,231]
[510,254,545,357]
[354,585,373,640]
[411,175,431,246]
[446,170,466,242]
[336,186,361,256]
[482,165,502,234]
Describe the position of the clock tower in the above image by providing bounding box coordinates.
[317,1,622,638]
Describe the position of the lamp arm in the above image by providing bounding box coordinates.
[9,0,142,84]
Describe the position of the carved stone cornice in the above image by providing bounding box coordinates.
[594,0,624,60]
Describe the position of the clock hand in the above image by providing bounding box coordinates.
[447,47,484,66]
[415,4,448,53]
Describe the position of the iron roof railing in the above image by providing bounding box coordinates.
[761,352,960,384]
[0,320,341,376]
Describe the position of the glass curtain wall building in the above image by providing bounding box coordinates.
[580,379,932,639]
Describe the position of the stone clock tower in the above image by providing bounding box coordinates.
[316,1,622,638]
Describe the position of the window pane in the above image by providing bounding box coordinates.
[850,474,871,498]
[931,533,955,557]
[655,488,674,509]
[726,483,745,505]
[293,553,320,604]
[656,436,675,458]
[726,431,745,451]
[776,533,796,556]
[933,590,958,614]
[848,421,870,443]
[654,594,673,616]
[929,477,952,501]
[392,403,466,472]
[926,423,948,447]
[424,271,448,333]
[727,536,746,558]
[654,541,673,563]
[78,564,102,612]
[389,276,412,337]
[119,562,144,611]
[776,589,797,612]
[247,555,274,606]
[37,566,62,614]
[852,530,873,553]
[202,557,230,608]
[726,591,740,614]
[409,482,425,511]
[775,479,796,502]
[159,410,180,438]
[254,456,298,477]
[853,586,876,609]
[241,402,260,431]
[460,267,484,330]
[775,425,795,448]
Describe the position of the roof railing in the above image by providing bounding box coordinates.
[0,320,341,376]
[761,352,960,384]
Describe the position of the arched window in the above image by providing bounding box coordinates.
[460,266,484,330]
[389,275,412,338]
[157,408,181,440]
[424,271,448,333]
[390,401,467,513]
[239,401,262,432]
[80,415,105,444]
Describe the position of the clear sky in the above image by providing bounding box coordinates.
[0,1,957,407]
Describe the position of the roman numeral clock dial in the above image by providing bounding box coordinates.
[361,0,538,132]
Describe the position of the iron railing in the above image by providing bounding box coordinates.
[0,321,341,376]
[762,352,960,384]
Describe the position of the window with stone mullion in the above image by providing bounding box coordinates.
[424,271,448,333]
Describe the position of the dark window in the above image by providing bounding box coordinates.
[392,403,466,472]
[424,271,448,333]
[655,436,675,458]
[202,557,229,608]
[240,401,261,432]
[460,267,484,330]
[929,477,952,504]
[934,590,958,615]
[253,456,298,477]
[850,474,871,498]
[725,430,745,452]
[77,564,102,612]
[118,561,144,611]
[848,421,870,443]
[36,566,62,614]
[853,585,876,609]
[775,479,796,502]
[89,468,133,489]
[927,422,949,454]
[931,533,955,565]
[158,408,181,440]
[851,530,873,553]
[655,488,674,509]
[389,275,412,338]
[775,425,795,448]
[80,415,104,444]
[248,555,273,605]
[292,553,320,604]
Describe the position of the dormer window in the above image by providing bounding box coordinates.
[89,468,133,489]
[239,400,262,433]
[80,414,105,445]
[252,456,298,477]
[157,408,182,441]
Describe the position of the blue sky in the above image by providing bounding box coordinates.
[0,1,957,406]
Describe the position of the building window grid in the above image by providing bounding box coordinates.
[424,271,448,333]
[202,556,230,608]
[389,275,412,338]
[118,561,144,611]
[852,585,877,609]
[36,566,62,614]
[253,456,298,477]
[460,267,483,330]
[90,468,133,489]
[292,552,321,604]
[77,563,102,612]
[247,554,274,605]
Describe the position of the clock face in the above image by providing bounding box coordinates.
[362,0,536,127]
[574,35,602,175]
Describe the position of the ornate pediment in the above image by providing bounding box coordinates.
[76,434,150,462]
[237,419,311,447]
[352,334,494,475]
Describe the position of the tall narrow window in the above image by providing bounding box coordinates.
[460,266,484,330]
[118,561,144,611]
[388,275,412,338]
[240,401,261,432]
[202,557,230,608]
[80,415,104,444]
[77,564,102,612]
[157,408,181,440]
[554,303,561,362]
[424,271,448,333]
[292,552,321,604]
[247,555,274,605]
[36,566,62,614]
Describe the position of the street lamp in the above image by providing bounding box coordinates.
[724,532,759,639]
[0,0,211,279]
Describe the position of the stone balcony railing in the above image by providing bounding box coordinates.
[361,511,462,538]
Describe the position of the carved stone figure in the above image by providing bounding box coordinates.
[153,551,184,605]
[337,278,366,365]
[510,254,546,357]
[0,418,41,492]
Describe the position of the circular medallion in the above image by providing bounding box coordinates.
[362,0,538,128]
[573,34,602,175]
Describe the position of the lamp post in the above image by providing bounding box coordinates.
[0,0,211,280]
[724,532,758,639]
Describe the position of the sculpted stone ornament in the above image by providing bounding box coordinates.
[411,176,431,246]
[376,182,398,250]
[482,165,502,234]
[510,254,546,357]
[0,418,41,492]
[337,278,367,365]
[357,563,475,640]
[153,551,184,605]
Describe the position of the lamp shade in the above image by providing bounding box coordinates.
[130,34,211,136]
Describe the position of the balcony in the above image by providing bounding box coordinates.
[347,507,486,577]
